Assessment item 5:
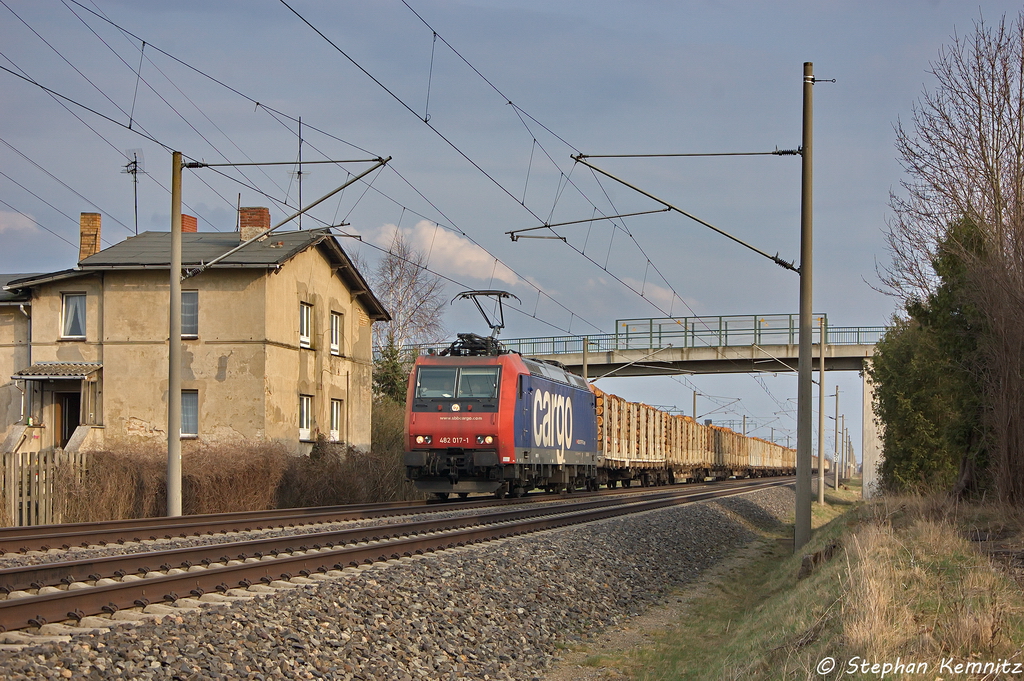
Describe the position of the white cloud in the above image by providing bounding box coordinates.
[375,220,520,287]
[622,276,677,311]
[0,211,37,234]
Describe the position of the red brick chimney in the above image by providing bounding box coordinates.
[182,214,197,233]
[239,207,270,242]
[79,212,101,262]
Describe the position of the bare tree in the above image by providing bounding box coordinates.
[884,12,1024,502]
[370,230,447,351]
[369,231,447,402]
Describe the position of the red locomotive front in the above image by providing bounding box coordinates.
[403,352,523,498]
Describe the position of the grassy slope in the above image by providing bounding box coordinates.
[588,481,1024,680]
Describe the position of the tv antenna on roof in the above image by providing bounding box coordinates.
[122,149,146,235]
[453,290,521,338]
[288,117,309,229]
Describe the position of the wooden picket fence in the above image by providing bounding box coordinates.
[1,449,88,527]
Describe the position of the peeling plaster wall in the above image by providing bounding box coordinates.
[263,245,374,451]
[0,307,30,444]
[100,269,268,448]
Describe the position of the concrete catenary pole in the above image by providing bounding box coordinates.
[833,387,841,490]
[168,151,183,517]
[838,415,845,485]
[847,431,854,479]
[795,61,815,550]
[818,316,826,505]
[582,336,589,381]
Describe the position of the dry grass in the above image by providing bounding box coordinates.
[54,444,167,521]
[43,397,419,522]
[593,483,1024,680]
[845,494,1024,663]
[53,441,292,522]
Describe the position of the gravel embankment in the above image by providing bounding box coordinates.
[0,485,794,680]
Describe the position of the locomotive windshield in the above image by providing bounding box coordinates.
[415,366,500,399]
[456,367,500,398]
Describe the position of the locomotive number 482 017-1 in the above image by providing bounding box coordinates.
[438,436,471,445]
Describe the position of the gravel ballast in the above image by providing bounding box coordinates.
[0,485,794,680]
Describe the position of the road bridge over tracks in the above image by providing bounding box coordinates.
[411,314,887,496]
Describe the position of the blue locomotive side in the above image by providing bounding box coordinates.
[513,373,598,465]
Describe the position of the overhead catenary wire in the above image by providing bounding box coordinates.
[3,4,806,427]
[47,0,680,337]
[55,4,607,335]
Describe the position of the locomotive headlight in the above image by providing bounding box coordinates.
[476,435,495,445]
[415,435,432,445]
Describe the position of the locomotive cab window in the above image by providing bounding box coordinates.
[456,367,499,399]
[416,367,458,398]
[415,366,500,399]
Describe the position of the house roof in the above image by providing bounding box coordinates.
[13,362,102,380]
[79,230,325,268]
[3,229,389,321]
[0,274,41,304]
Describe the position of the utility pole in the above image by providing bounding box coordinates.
[693,391,699,421]
[742,414,747,437]
[795,61,815,551]
[833,387,840,490]
[847,431,854,479]
[168,151,183,517]
[582,336,589,381]
[838,415,845,485]
[817,316,826,505]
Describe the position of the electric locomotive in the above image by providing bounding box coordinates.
[403,333,599,499]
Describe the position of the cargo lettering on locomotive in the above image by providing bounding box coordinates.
[532,389,574,454]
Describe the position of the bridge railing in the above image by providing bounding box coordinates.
[404,314,886,357]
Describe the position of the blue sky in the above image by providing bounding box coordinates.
[3,0,1019,458]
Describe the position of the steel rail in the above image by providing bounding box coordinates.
[0,496,528,554]
[0,479,791,632]
[0,478,757,553]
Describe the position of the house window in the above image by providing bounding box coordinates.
[182,291,199,338]
[181,390,199,437]
[62,293,86,339]
[330,311,342,355]
[299,302,313,348]
[299,394,312,441]
[330,398,343,442]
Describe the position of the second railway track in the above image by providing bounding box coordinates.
[0,477,791,633]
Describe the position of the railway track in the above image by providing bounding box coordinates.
[0,477,771,555]
[0,477,792,633]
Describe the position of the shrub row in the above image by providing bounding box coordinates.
[47,399,419,523]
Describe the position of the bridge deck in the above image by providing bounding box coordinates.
[410,314,885,377]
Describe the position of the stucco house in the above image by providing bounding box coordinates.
[0,208,389,458]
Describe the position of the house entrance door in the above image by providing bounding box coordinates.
[54,392,81,448]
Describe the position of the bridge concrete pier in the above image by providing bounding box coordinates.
[861,364,882,498]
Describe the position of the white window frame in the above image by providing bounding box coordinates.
[61,292,87,339]
[299,302,313,349]
[330,311,342,356]
[330,398,343,442]
[299,394,312,441]
[181,290,199,339]
[181,390,199,438]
